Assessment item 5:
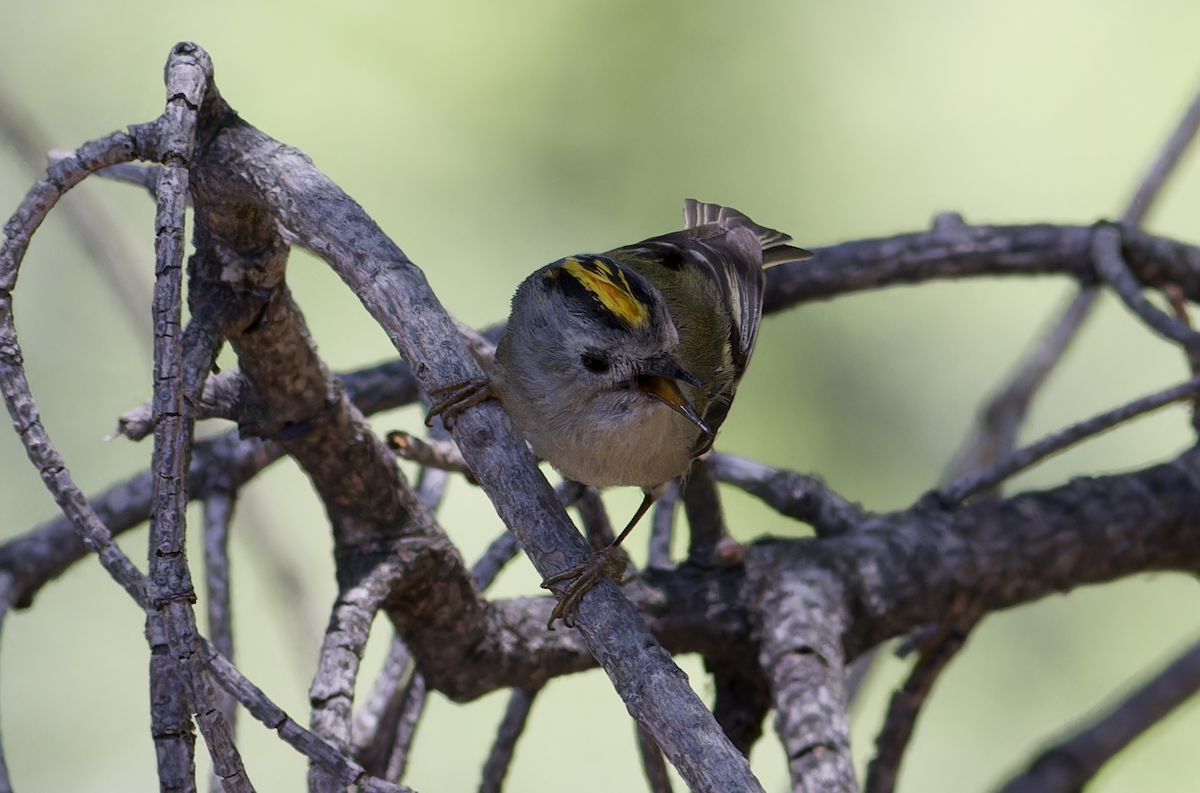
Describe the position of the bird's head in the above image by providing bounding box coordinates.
[510,254,711,437]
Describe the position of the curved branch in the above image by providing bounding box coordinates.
[1092,224,1200,353]
[707,453,865,537]
[0,125,148,606]
[762,221,1200,313]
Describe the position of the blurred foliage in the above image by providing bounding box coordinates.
[2,1,1200,791]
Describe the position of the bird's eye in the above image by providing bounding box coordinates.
[580,351,611,373]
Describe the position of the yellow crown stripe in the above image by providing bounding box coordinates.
[561,258,650,328]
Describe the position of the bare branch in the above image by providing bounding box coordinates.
[478,686,541,793]
[413,417,454,509]
[707,452,864,537]
[0,125,148,605]
[382,672,426,782]
[946,287,1099,492]
[761,221,1200,314]
[901,81,1200,777]
[386,430,473,478]
[1092,224,1200,353]
[471,532,521,592]
[574,485,617,549]
[997,635,1200,793]
[308,551,440,792]
[203,490,239,750]
[147,44,253,793]
[201,642,415,793]
[863,613,976,793]
[96,160,165,197]
[1123,76,1200,227]
[114,366,248,441]
[0,80,153,340]
[935,373,1200,505]
[352,635,415,770]
[747,550,856,792]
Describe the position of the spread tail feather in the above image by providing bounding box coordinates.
[682,198,813,267]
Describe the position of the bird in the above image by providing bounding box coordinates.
[429,200,811,627]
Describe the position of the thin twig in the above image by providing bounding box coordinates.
[471,521,536,792]
[1123,75,1200,227]
[352,635,415,772]
[863,618,974,793]
[414,417,454,510]
[0,80,153,341]
[935,372,1200,504]
[203,489,239,766]
[308,552,436,790]
[0,127,148,605]
[470,531,521,593]
[386,430,473,479]
[997,635,1200,793]
[945,287,1099,494]
[201,642,415,793]
[1093,224,1200,353]
[707,452,864,537]
[355,415,451,784]
[478,686,542,793]
[0,126,164,793]
[112,366,247,440]
[95,160,164,197]
[384,672,426,783]
[575,486,616,549]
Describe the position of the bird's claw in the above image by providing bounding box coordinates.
[425,378,496,430]
[541,547,627,629]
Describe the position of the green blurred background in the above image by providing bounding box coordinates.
[3,1,1200,790]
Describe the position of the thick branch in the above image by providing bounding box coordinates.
[762,221,1200,313]
[748,550,855,792]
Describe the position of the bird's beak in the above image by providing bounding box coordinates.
[636,354,712,437]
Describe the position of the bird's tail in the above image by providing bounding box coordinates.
[682,199,812,267]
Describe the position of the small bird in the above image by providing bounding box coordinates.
[431,200,811,627]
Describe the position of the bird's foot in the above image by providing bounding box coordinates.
[541,546,628,629]
[425,378,496,430]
